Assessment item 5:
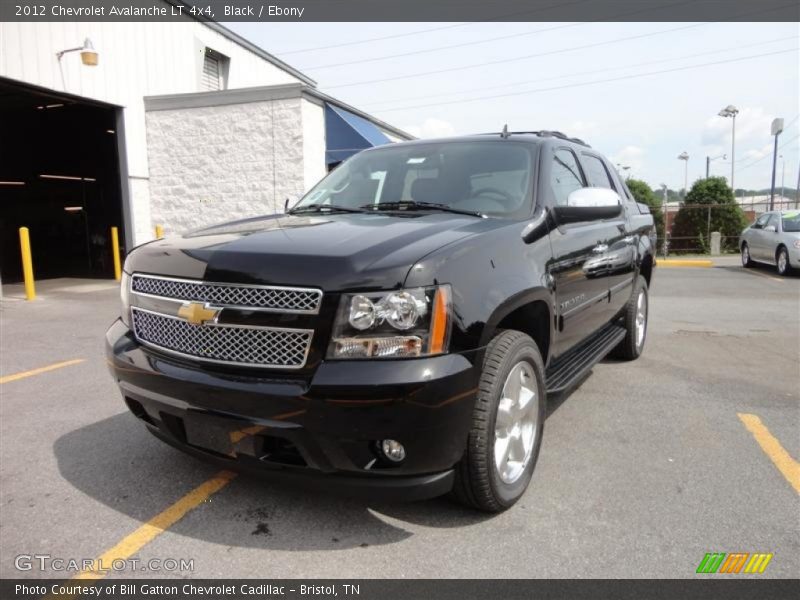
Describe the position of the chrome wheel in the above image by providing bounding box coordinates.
[742,245,750,266]
[494,361,539,484]
[635,289,647,349]
[777,249,787,274]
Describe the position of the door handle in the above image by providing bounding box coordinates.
[592,244,608,254]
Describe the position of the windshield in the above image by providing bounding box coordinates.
[294,141,533,218]
[782,211,800,232]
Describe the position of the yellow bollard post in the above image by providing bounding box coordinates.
[110,226,121,281]
[18,227,36,300]
[155,224,164,239]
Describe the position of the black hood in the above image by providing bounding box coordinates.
[126,212,498,291]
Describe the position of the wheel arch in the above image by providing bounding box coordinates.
[480,288,553,366]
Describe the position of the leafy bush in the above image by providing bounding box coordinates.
[671,177,747,254]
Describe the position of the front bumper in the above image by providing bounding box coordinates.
[105,319,478,501]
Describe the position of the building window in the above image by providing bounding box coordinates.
[201,49,225,91]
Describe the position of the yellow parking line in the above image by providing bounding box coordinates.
[658,259,713,268]
[738,413,800,495]
[741,268,784,283]
[0,358,85,384]
[73,470,236,580]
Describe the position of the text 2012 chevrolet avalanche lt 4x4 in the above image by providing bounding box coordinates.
[106,131,655,512]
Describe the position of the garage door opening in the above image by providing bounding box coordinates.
[0,77,125,283]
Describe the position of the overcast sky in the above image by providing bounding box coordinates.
[228,21,799,193]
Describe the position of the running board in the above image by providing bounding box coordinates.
[545,323,626,394]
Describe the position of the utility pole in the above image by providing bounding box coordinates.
[779,154,785,205]
[661,184,668,258]
[705,154,726,179]
[769,118,784,211]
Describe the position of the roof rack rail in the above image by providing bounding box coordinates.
[476,130,591,148]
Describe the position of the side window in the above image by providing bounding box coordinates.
[766,214,779,229]
[753,214,770,229]
[551,149,585,206]
[620,179,636,203]
[582,154,616,191]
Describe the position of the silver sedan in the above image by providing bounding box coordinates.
[740,210,800,276]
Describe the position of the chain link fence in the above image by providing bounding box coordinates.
[657,199,798,257]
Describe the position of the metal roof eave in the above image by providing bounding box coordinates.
[303,88,415,141]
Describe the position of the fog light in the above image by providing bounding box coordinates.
[380,439,406,462]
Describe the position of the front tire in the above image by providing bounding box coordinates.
[452,330,546,512]
[742,243,754,267]
[776,246,792,276]
[611,275,648,360]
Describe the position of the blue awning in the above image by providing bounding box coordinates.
[324,103,391,165]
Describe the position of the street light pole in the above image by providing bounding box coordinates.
[718,105,739,193]
[769,118,784,211]
[677,152,689,199]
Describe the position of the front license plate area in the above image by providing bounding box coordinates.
[184,414,235,456]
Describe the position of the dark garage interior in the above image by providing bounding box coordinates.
[0,77,125,283]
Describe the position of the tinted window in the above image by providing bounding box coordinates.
[582,154,616,190]
[782,211,800,232]
[551,149,585,206]
[297,141,533,217]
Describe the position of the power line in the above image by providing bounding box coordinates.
[302,22,587,70]
[362,35,797,110]
[276,23,470,56]
[274,0,592,56]
[325,21,714,90]
[738,133,800,172]
[719,114,799,165]
[366,48,796,113]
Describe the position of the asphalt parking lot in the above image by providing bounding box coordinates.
[0,262,798,580]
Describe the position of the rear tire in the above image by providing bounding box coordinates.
[452,330,546,512]
[741,243,754,267]
[776,246,792,276]
[611,275,648,361]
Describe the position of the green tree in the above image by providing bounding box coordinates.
[671,177,747,254]
[626,179,665,239]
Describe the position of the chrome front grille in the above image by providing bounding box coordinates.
[131,274,322,314]
[131,308,313,368]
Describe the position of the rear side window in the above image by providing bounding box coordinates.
[551,149,585,206]
[783,211,800,232]
[582,154,616,191]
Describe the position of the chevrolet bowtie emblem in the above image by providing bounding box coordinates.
[177,302,219,325]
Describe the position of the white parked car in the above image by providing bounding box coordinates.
[740,210,800,276]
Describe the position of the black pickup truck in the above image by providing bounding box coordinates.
[106,131,655,512]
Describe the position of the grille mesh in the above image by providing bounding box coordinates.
[131,275,321,312]
[132,309,312,368]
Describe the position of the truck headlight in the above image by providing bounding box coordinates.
[120,270,131,327]
[329,285,452,359]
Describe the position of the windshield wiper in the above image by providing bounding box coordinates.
[288,203,367,214]
[360,201,486,218]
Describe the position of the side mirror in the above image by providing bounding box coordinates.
[764,225,777,232]
[552,188,623,225]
